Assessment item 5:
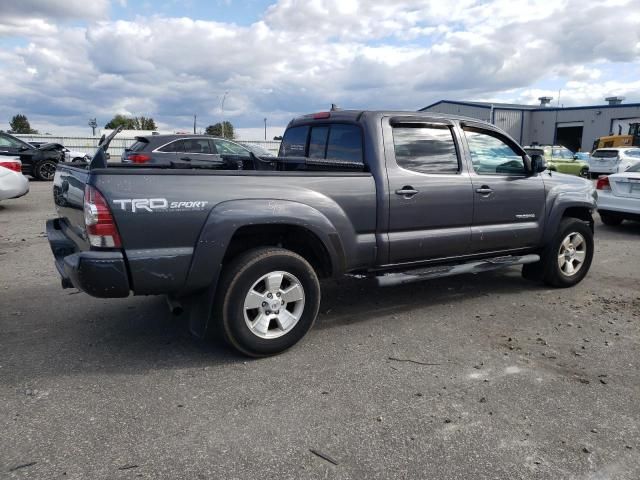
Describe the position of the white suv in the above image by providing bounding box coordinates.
[589,147,640,178]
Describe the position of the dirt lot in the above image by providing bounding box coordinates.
[1,181,639,479]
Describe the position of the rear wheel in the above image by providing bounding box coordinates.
[579,167,589,178]
[214,247,321,357]
[599,212,623,226]
[33,159,57,181]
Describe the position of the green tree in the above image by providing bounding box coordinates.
[9,114,38,134]
[105,115,157,130]
[134,116,157,130]
[205,121,234,139]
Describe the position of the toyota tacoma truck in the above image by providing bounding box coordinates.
[47,111,597,356]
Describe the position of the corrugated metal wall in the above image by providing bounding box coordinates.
[423,103,491,122]
[493,109,523,143]
[14,135,281,157]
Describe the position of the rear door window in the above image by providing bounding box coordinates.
[392,125,459,174]
[158,140,183,153]
[180,139,212,154]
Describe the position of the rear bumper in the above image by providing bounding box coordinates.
[46,219,130,297]
[597,190,640,216]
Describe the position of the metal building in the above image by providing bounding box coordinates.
[420,98,640,152]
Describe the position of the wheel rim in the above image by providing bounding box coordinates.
[243,270,305,339]
[40,162,56,180]
[580,168,588,178]
[557,232,587,277]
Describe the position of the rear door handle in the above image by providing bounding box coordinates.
[395,186,419,197]
[475,186,493,195]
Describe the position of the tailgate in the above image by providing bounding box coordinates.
[610,172,640,198]
[52,165,90,249]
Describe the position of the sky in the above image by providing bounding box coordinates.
[0,0,639,139]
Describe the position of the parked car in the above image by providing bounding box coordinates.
[121,135,253,164]
[589,147,640,178]
[240,143,275,157]
[596,162,640,225]
[0,132,65,180]
[523,145,589,177]
[0,157,29,201]
[48,110,596,357]
[63,148,91,163]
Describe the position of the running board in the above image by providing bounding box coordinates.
[376,254,540,287]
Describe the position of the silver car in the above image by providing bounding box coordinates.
[589,147,640,177]
[596,162,640,225]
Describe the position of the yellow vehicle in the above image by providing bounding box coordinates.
[593,123,640,150]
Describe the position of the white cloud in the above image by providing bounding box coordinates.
[0,0,639,134]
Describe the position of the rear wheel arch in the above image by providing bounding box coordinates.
[222,224,336,278]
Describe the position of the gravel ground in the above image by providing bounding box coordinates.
[1,182,639,479]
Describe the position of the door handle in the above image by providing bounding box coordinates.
[395,186,418,197]
[475,186,493,195]
[180,156,192,161]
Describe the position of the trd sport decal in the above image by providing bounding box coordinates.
[112,198,209,212]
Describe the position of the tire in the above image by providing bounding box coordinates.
[214,247,321,357]
[599,212,623,226]
[579,167,589,178]
[541,218,594,288]
[33,159,57,181]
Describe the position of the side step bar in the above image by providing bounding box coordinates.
[376,254,540,287]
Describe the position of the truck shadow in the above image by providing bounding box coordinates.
[1,268,547,382]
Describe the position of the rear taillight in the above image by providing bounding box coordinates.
[84,185,122,248]
[596,176,610,191]
[0,160,22,173]
[127,153,151,164]
[312,112,331,119]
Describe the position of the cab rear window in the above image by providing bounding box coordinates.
[279,124,363,164]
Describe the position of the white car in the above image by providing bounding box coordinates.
[589,147,640,177]
[64,148,91,163]
[596,163,640,225]
[0,158,29,201]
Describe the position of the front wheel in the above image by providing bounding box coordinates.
[214,247,321,357]
[33,159,57,181]
[579,167,589,178]
[542,218,594,288]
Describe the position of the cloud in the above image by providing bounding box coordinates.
[0,0,638,136]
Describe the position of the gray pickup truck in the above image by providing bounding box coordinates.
[47,110,597,356]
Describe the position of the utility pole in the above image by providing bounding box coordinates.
[264,118,267,140]
[193,115,196,134]
[88,118,97,136]
[220,91,228,138]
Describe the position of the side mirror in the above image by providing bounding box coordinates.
[530,154,547,173]
[572,154,578,160]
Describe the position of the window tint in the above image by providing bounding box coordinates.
[213,139,249,156]
[158,140,182,153]
[308,127,329,158]
[464,129,526,175]
[392,126,459,174]
[326,125,363,163]
[626,149,640,157]
[181,139,212,154]
[279,126,309,157]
